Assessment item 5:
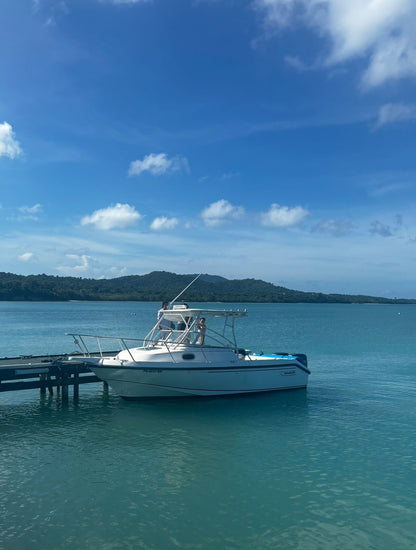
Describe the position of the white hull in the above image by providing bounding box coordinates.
[86,355,309,398]
[68,303,310,399]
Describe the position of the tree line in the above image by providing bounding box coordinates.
[0,271,414,304]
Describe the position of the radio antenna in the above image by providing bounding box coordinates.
[169,273,202,307]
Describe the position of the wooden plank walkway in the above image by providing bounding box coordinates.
[0,352,114,401]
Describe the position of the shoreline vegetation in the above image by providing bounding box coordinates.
[0,271,414,304]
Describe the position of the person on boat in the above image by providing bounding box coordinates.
[176,304,189,331]
[184,309,193,342]
[157,301,174,339]
[174,304,194,343]
[195,317,206,345]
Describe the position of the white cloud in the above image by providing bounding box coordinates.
[261,203,309,227]
[57,254,91,274]
[150,216,179,231]
[31,1,69,26]
[17,203,43,221]
[0,122,22,159]
[128,153,189,177]
[67,254,89,270]
[284,55,310,72]
[221,172,240,180]
[18,252,35,261]
[19,204,42,214]
[108,266,128,277]
[255,0,416,88]
[375,103,416,128]
[81,203,142,230]
[200,199,245,227]
[362,33,416,88]
[370,220,393,237]
[312,218,355,237]
[364,172,414,198]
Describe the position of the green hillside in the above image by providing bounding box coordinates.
[0,271,413,304]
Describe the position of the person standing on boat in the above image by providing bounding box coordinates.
[176,304,189,332]
[158,301,174,339]
[195,317,206,345]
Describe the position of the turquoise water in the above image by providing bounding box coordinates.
[1,302,416,549]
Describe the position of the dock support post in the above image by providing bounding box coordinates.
[39,374,46,395]
[61,373,69,402]
[47,375,53,395]
[73,373,79,401]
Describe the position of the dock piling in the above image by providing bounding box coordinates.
[73,372,80,400]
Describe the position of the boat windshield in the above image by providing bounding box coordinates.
[144,306,247,349]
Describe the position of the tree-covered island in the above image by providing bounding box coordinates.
[0,271,414,304]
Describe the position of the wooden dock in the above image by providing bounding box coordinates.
[0,353,111,401]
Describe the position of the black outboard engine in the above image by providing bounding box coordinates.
[294,354,308,367]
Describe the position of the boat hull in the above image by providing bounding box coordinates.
[88,359,309,398]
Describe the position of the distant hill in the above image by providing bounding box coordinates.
[0,271,414,304]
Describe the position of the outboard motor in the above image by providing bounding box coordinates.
[294,354,308,367]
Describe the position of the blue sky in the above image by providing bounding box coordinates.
[1,0,416,297]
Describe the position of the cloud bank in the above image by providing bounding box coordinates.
[255,0,416,88]
[0,122,22,159]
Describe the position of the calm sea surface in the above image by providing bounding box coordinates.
[1,302,416,550]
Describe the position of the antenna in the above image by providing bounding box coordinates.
[169,273,201,307]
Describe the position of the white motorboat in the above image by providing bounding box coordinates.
[67,303,310,399]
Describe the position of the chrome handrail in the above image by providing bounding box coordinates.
[66,333,146,358]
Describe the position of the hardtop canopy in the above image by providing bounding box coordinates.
[160,306,247,322]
